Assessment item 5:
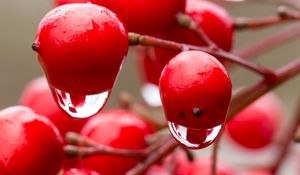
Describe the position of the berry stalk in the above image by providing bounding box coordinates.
[128,32,275,78]
[234,6,300,30]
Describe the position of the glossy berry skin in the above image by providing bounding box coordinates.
[242,170,271,175]
[81,109,154,175]
[34,4,128,95]
[108,0,186,34]
[226,93,284,149]
[64,168,100,175]
[54,0,186,34]
[19,76,89,137]
[159,51,232,129]
[0,106,64,175]
[154,0,233,79]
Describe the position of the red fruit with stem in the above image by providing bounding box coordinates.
[226,93,284,149]
[81,109,154,175]
[19,76,89,137]
[33,4,128,118]
[159,51,232,149]
[64,168,100,175]
[0,106,64,175]
[154,0,233,83]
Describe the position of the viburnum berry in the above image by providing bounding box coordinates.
[107,0,186,34]
[19,76,89,137]
[226,93,284,149]
[33,3,128,118]
[53,0,186,34]
[64,168,100,175]
[0,106,64,175]
[81,109,154,175]
[154,0,233,82]
[159,51,232,149]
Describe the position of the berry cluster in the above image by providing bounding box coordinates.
[1,0,300,174]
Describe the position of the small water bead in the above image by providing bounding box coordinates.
[141,83,162,107]
[51,86,110,119]
[168,121,222,149]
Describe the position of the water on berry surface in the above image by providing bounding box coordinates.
[51,86,110,119]
[168,121,222,149]
[141,83,162,107]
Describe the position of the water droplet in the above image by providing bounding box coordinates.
[168,121,222,149]
[141,83,162,107]
[51,86,110,119]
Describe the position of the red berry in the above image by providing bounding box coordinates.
[34,3,127,95]
[226,93,284,149]
[154,0,233,82]
[159,51,232,149]
[64,168,100,175]
[81,109,154,175]
[19,76,89,137]
[53,0,186,34]
[34,4,128,118]
[108,0,186,34]
[0,106,64,175]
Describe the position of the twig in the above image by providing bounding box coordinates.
[270,96,300,174]
[235,22,300,60]
[64,132,147,158]
[176,13,218,49]
[234,6,300,30]
[64,145,146,158]
[126,138,178,175]
[128,32,275,78]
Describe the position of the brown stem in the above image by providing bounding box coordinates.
[65,132,147,158]
[126,138,178,175]
[65,132,96,147]
[234,6,300,30]
[235,22,300,60]
[128,32,275,78]
[64,145,146,158]
[176,13,218,49]
[270,97,300,174]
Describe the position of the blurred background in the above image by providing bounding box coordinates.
[0,0,300,174]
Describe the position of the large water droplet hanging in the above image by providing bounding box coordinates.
[141,83,162,107]
[51,86,110,119]
[168,121,222,149]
